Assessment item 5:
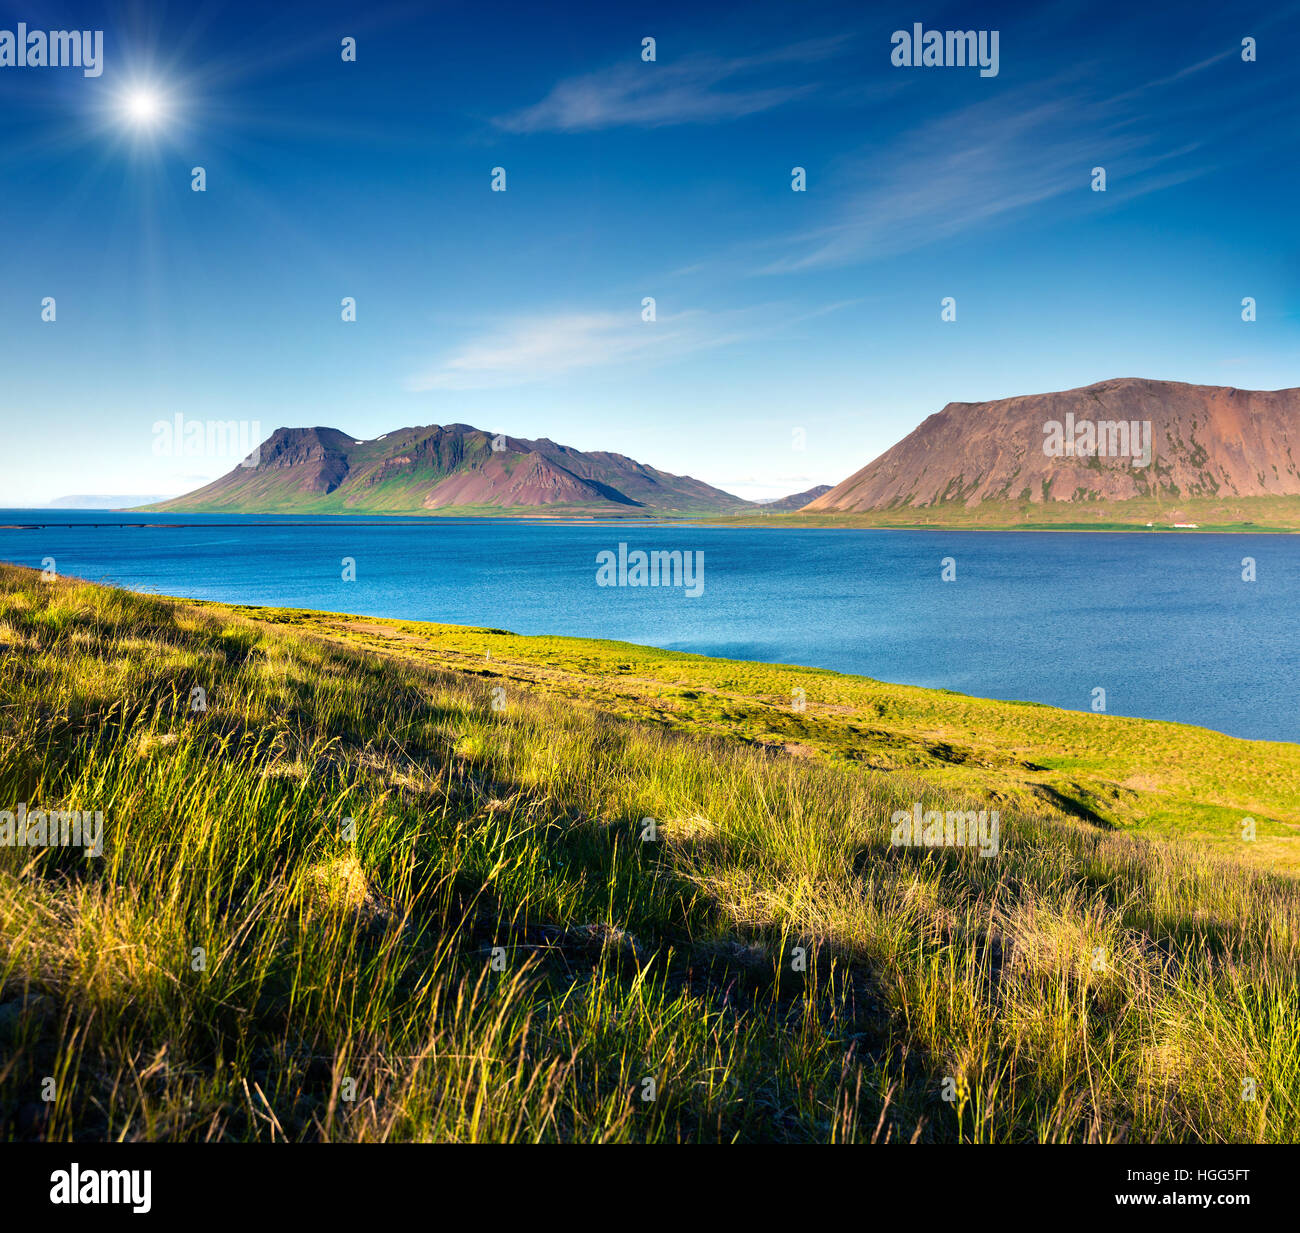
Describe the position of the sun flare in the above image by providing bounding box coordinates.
[122,88,164,126]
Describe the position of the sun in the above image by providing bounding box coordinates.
[123,88,164,126]
[98,76,182,143]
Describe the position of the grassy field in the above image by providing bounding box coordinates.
[2,562,1298,1143]
[264,607,1300,873]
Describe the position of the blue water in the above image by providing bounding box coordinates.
[1,511,1295,743]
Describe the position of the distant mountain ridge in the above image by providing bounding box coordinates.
[148,424,754,515]
[808,378,1300,512]
[761,485,832,510]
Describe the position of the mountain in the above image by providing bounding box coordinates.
[146,425,749,515]
[760,485,833,510]
[808,379,1300,513]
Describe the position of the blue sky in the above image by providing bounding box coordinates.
[2,0,1298,504]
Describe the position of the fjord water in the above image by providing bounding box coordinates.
[1,512,1295,743]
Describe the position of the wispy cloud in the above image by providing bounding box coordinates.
[495,36,850,133]
[759,80,1217,274]
[408,301,852,391]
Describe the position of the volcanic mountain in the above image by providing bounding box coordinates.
[806,378,1300,512]
[147,424,750,515]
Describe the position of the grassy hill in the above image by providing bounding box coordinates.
[2,563,1298,1142]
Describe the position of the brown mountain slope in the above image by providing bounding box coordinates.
[808,378,1300,512]
[420,450,614,509]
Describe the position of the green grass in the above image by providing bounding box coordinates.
[248,607,1300,873]
[2,563,1299,1143]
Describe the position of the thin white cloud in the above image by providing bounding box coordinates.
[408,301,854,391]
[495,37,849,133]
[409,310,730,390]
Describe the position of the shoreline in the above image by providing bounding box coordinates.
[3,513,1298,534]
[0,559,1290,744]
